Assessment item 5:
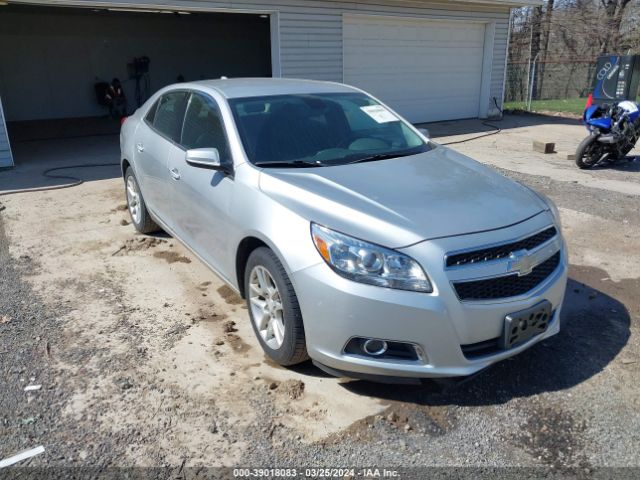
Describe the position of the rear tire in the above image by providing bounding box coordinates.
[575,135,603,169]
[124,167,159,234]
[244,247,308,366]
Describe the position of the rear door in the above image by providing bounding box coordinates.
[167,92,236,280]
[135,91,189,222]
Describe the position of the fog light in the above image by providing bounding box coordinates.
[344,337,422,362]
[362,339,388,356]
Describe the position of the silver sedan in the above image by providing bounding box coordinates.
[120,78,567,381]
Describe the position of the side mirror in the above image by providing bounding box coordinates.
[185,148,231,174]
[418,128,430,138]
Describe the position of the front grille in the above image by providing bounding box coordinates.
[453,251,561,301]
[446,226,557,267]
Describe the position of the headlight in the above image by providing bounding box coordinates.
[311,223,432,293]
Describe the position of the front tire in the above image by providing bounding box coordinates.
[575,135,603,169]
[244,247,308,366]
[124,167,159,234]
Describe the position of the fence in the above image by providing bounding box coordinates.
[504,59,596,112]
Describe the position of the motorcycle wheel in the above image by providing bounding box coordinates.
[575,135,604,169]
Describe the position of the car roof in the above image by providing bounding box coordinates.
[179,77,359,99]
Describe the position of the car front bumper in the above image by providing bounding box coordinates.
[291,214,568,379]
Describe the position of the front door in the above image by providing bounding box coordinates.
[167,92,235,281]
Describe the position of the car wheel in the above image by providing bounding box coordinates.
[124,167,159,234]
[245,247,308,366]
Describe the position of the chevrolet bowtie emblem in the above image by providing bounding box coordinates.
[508,249,535,276]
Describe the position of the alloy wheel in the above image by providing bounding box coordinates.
[249,265,285,350]
[126,176,142,225]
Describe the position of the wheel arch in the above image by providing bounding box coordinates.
[235,233,296,299]
[121,158,131,179]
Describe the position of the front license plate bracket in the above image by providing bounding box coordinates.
[501,300,552,350]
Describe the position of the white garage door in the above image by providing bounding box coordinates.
[343,15,486,123]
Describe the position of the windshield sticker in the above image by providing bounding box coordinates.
[360,105,398,123]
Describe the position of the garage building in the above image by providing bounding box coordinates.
[0,0,530,169]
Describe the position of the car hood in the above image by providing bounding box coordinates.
[258,146,547,248]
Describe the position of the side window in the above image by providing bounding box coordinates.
[152,91,189,143]
[145,99,159,124]
[181,93,231,161]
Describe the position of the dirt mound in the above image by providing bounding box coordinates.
[153,251,191,264]
[112,237,168,256]
[223,320,238,333]
[217,285,243,305]
[280,379,305,400]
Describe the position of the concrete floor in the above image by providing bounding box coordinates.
[425,114,640,197]
[0,134,120,194]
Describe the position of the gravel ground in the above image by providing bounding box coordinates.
[0,215,137,472]
[495,166,640,227]
[1,115,639,479]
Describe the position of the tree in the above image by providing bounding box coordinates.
[536,0,556,97]
[601,0,633,52]
[507,0,640,102]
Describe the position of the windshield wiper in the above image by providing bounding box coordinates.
[253,160,326,168]
[340,151,417,165]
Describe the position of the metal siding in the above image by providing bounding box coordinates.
[0,96,14,169]
[274,0,510,115]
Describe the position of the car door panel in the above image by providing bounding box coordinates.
[167,92,236,281]
[168,147,235,279]
[134,122,171,219]
[138,91,189,229]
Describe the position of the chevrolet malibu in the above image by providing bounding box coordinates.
[120,78,567,381]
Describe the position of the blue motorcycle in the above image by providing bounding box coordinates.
[576,100,640,169]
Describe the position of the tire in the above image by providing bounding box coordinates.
[244,247,308,366]
[124,167,159,234]
[575,135,603,169]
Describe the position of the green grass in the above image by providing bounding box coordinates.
[504,98,588,115]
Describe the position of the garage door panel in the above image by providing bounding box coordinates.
[346,73,481,91]
[344,72,483,91]
[344,20,484,42]
[358,86,481,105]
[343,15,486,123]
[344,59,483,74]
[386,97,480,121]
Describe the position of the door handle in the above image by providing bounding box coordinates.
[136,143,144,153]
[169,168,181,180]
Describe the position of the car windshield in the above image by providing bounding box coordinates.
[228,92,431,167]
